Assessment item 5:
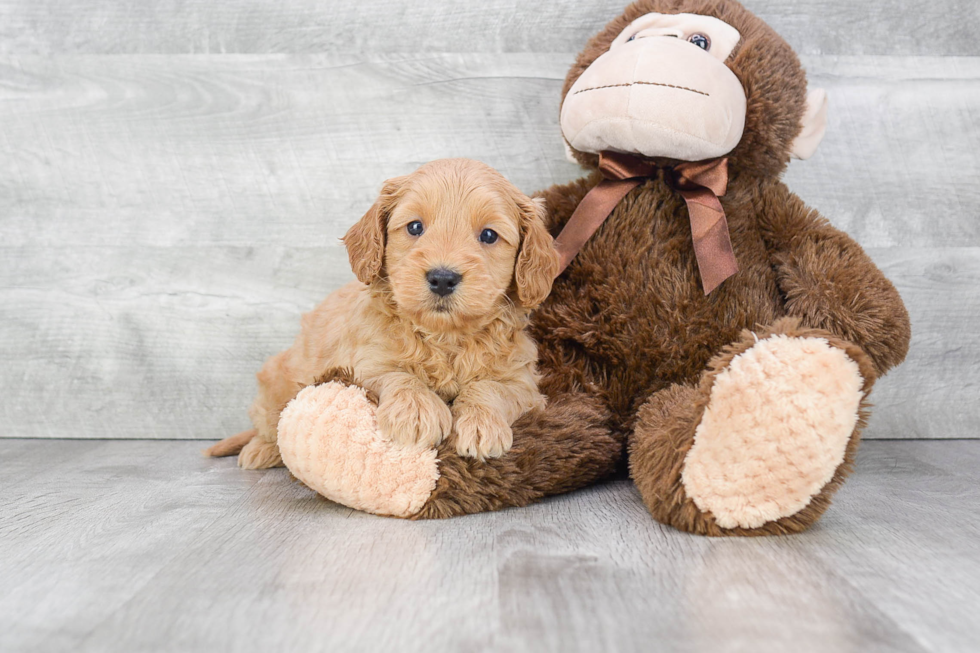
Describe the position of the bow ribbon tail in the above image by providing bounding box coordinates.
[678,187,738,294]
[554,177,642,274]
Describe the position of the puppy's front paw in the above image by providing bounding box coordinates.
[377,388,452,448]
[453,404,513,461]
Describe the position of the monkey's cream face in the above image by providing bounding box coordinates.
[560,12,747,162]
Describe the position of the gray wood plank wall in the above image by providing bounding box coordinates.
[1,1,976,440]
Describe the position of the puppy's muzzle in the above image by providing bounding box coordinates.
[426,268,462,297]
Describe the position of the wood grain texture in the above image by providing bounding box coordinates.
[0,440,265,652]
[787,56,980,249]
[0,0,976,56]
[868,247,980,440]
[0,439,977,652]
[1,53,975,440]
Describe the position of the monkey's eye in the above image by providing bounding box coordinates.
[688,34,710,50]
[479,228,499,244]
[406,220,424,236]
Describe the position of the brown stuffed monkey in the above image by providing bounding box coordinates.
[212,0,911,536]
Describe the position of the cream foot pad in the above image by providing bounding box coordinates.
[682,335,864,529]
[277,382,440,518]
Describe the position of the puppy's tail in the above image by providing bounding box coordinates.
[202,429,256,458]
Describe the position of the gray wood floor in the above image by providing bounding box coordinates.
[1,1,978,442]
[0,438,978,653]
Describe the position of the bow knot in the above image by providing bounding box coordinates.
[554,151,739,294]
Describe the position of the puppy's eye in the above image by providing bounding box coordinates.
[479,228,499,244]
[688,34,710,50]
[406,220,424,236]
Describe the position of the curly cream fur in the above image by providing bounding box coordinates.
[234,159,559,469]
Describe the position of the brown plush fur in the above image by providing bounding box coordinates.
[399,0,910,532]
[416,388,620,519]
[628,318,877,536]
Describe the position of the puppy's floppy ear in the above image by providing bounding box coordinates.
[343,176,407,285]
[514,197,560,308]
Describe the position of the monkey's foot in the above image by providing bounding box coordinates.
[277,382,440,518]
[681,334,866,529]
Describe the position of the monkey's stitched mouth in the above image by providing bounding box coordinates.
[574,81,709,97]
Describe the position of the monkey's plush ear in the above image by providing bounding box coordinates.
[562,139,580,164]
[515,197,561,308]
[342,176,406,285]
[791,88,829,160]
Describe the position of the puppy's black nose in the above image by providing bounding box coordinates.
[426,268,462,297]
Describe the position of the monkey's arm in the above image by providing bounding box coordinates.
[756,183,911,376]
[533,170,603,235]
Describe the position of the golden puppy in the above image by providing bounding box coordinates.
[206,159,560,469]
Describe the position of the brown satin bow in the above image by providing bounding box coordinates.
[553,150,739,294]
